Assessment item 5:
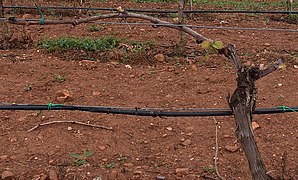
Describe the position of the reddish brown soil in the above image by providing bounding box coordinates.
[0,0,298,179]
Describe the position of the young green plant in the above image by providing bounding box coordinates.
[69,149,94,166]
[201,40,224,60]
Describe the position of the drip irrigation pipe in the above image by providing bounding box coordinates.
[0,104,296,117]
[3,5,298,15]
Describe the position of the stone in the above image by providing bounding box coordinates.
[181,139,192,146]
[166,127,173,131]
[56,90,72,103]
[225,145,239,152]
[18,176,26,180]
[154,54,165,62]
[156,175,166,180]
[259,64,265,70]
[9,155,16,160]
[40,174,48,180]
[125,65,132,69]
[92,177,102,180]
[252,121,260,130]
[165,94,173,98]
[133,171,142,175]
[92,91,101,96]
[32,175,41,180]
[48,169,58,180]
[1,171,14,180]
[191,64,198,71]
[109,170,118,179]
[17,116,26,122]
[48,151,55,156]
[123,163,134,168]
[175,168,189,176]
[98,146,106,151]
[48,159,55,165]
[185,126,195,132]
[0,155,8,161]
[10,138,17,142]
[264,43,270,46]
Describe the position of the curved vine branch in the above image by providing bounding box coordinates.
[7,10,209,43]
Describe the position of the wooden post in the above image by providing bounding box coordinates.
[222,45,282,180]
[189,0,193,19]
[1,0,12,49]
[287,0,293,12]
[0,0,3,18]
[177,0,186,53]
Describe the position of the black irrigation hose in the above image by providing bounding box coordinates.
[3,5,298,15]
[0,104,297,117]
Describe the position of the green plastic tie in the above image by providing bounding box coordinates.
[34,2,45,25]
[276,106,296,112]
[47,103,64,110]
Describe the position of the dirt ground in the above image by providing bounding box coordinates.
[0,0,298,179]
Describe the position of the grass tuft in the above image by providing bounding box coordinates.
[38,36,121,52]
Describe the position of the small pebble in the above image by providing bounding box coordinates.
[181,139,192,146]
[166,127,173,131]
[156,175,166,180]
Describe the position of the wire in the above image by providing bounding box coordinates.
[91,21,298,32]
[0,103,297,117]
[0,17,296,32]
[3,5,298,14]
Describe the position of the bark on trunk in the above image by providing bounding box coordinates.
[222,45,283,180]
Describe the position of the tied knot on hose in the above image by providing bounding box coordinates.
[276,105,296,112]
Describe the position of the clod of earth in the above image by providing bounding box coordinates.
[1,171,14,180]
[225,145,240,153]
[48,169,58,180]
[154,54,165,62]
[175,168,189,176]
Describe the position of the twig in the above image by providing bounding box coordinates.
[213,116,225,180]
[27,120,113,132]
[281,151,287,179]
[124,131,133,137]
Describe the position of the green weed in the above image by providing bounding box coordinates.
[117,154,127,164]
[129,41,154,52]
[24,84,32,92]
[38,36,154,54]
[284,14,298,24]
[193,0,297,10]
[88,25,101,32]
[38,36,121,52]
[54,74,66,83]
[174,60,182,66]
[203,165,216,174]
[102,162,116,169]
[69,149,94,166]
[134,0,174,3]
